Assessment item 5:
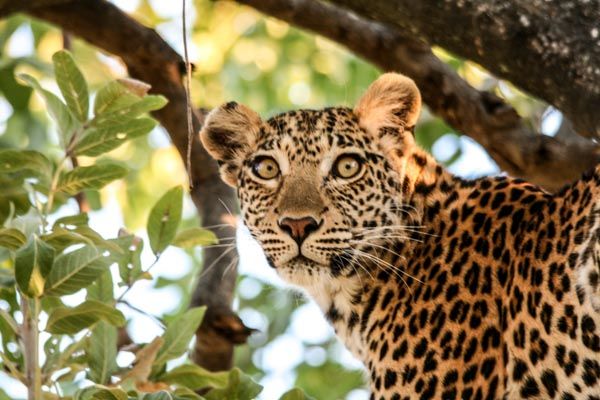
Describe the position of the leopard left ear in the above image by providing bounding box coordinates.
[354,73,421,138]
[200,101,262,186]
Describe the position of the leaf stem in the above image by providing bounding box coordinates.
[69,155,90,213]
[45,157,67,219]
[115,255,161,303]
[21,297,41,400]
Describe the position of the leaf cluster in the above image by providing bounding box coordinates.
[0,50,309,400]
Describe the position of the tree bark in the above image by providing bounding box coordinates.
[18,0,252,371]
[326,0,600,137]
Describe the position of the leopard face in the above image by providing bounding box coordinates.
[201,74,422,290]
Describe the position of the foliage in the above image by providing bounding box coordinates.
[0,50,286,399]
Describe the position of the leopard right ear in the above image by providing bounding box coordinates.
[200,101,262,186]
[354,73,421,139]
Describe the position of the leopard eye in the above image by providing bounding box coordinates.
[252,156,280,180]
[333,154,363,179]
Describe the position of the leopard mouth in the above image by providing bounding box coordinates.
[290,255,320,265]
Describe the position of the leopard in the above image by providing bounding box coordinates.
[200,73,600,400]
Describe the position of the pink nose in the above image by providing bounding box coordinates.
[278,217,320,245]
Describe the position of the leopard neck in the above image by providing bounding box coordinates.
[305,146,458,362]
[392,146,456,227]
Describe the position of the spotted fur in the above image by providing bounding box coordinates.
[201,74,600,399]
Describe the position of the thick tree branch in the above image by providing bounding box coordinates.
[326,0,600,137]
[19,0,251,371]
[238,0,600,191]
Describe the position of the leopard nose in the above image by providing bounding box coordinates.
[278,216,320,245]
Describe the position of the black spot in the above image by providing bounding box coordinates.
[413,338,427,358]
[480,357,496,378]
[384,369,397,389]
[379,341,389,360]
[540,370,558,397]
[520,377,540,398]
[361,287,380,332]
[513,358,528,381]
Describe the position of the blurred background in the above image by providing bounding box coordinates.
[0,0,560,398]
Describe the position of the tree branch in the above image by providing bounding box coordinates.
[237,0,600,191]
[325,0,600,137]
[20,0,251,371]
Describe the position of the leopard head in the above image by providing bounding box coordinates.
[200,73,423,288]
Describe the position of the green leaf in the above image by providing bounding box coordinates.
[0,149,52,178]
[204,368,263,400]
[74,386,128,400]
[44,245,111,296]
[46,300,125,334]
[172,228,217,249]
[93,80,132,116]
[52,50,89,122]
[294,361,364,399]
[43,225,123,254]
[57,164,128,195]
[0,228,26,250]
[0,269,15,288]
[0,309,18,337]
[42,335,65,374]
[0,388,11,400]
[87,269,114,303]
[171,388,205,400]
[152,306,206,370]
[162,364,228,390]
[279,389,316,400]
[17,73,77,144]
[42,227,95,251]
[73,117,157,157]
[15,235,55,297]
[147,186,183,255]
[87,321,118,384]
[91,95,167,126]
[53,213,89,228]
[109,234,144,284]
[141,393,174,400]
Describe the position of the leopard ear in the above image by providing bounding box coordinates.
[354,73,421,138]
[200,101,262,186]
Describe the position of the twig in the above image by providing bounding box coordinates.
[182,0,194,188]
[69,156,91,213]
[117,299,166,329]
[21,297,41,400]
[115,255,161,303]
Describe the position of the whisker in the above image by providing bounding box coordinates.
[198,245,237,280]
[199,243,237,249]
[222,255,240,280]
[351,249,417,295]
[352,247,423,285]
[349,239,405,260]
[341,251,375,281]
[201,222,237,229]
[351,249,413,295]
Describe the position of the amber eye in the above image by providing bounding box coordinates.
[252,156,280,180]
[333,154,363,179]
